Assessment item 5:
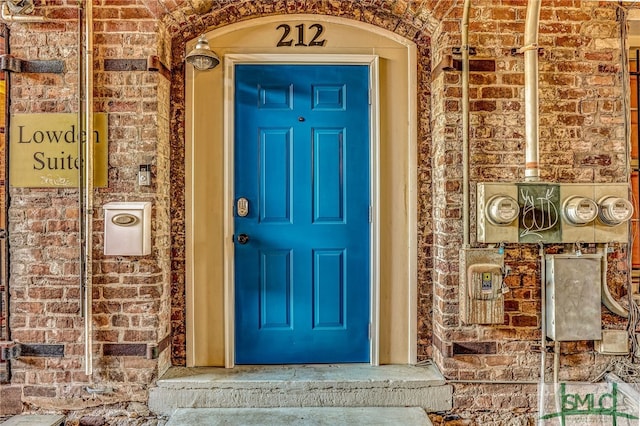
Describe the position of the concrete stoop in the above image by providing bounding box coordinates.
[149,364,452,423]
[0,415,65,426]
[164,407,433,425]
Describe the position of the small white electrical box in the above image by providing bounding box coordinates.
[595,330,629,355]
[103,202,151,256]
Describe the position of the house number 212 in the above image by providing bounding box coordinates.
[276,24,326,47]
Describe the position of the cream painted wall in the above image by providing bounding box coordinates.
[186,15,417,366]
[629,9,640,47]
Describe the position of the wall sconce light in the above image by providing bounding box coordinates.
[185,36,220,71]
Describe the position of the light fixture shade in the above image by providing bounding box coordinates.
[186,36,220,71]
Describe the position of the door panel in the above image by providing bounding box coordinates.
[234,64,370,364]
[313,129,344,222]
[260,249,292,328]
[260,129,292,222]
[313,249,345,328]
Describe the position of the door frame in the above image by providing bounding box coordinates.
[223,54,380,368]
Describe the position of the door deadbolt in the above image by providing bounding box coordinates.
[237,197,249,217]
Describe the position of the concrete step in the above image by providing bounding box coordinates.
[0,415,65,426]
[149,364,452,417]
[165,407,433,426]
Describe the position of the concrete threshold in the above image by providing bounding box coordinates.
[149,364,452,416]
[165,407,433,426]
[157,363,446,385]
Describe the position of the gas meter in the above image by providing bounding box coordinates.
[598,196,633,226]
[562,196,598,225]
[485,195,519,226]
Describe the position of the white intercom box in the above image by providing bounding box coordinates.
[103,202,151,256]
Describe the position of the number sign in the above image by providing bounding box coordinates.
[276,24,326,47]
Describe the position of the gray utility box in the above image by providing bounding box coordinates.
[545,254,602,341]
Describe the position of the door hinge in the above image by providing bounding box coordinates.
[368,323,372,340]
[369,206,372,223]
[368,88,372,105]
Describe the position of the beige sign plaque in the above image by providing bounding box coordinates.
[10,113,108,187]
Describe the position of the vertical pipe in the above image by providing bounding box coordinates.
[461,0,471,247]
[538,243,546,424]
[524,0,541,182]
[553,340,560,384]
[82,0,94,377]
[2,23,10,380]
[552,340,561,418]
[78,0,84,322]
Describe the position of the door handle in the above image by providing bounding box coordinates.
[237,233,250,245]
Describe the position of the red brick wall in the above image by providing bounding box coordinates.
[1,0,636,422]
[6,0,170,409]
[430,1,631,420]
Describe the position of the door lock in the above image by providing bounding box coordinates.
[237,197,249,217]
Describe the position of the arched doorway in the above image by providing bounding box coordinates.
[184,15,420,367]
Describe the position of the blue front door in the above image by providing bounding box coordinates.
[234,64,370,364]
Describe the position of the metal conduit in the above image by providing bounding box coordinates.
[523,0,541,182]
[77,0,84,358]
[520,1,545,420]
[81,0,94,377]
[461,0,470,247]
[2,23,9,382]
[538,243,546,425]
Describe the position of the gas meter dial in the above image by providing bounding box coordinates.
[598,196,633,226]
[485,195,520,226]
[562,196,598,225]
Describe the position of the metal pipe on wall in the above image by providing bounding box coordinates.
[2,23,10,381]
[461,0,471,247]
[523,0,541,182]
[521,2,545,419]
[77,0,84,331]
[537,243,546,425]
[81,0,94,377]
